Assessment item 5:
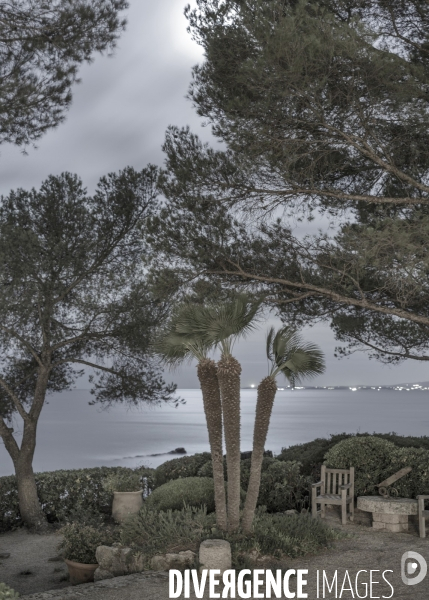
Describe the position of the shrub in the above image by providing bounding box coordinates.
[58,522,119,564]
[121,505,213,560]
[102,471,143,493]
[259,460,311,512]
[388,447,429,497]
[234,509,343,560]
[277,435,350,476]
[0,466,155,532]
[145,477,217,512]
[0,583,19,599]
[324,436,399,496]
[121,506,342,566]
[239,458,311,512]
[278,432,429,477]
[154,453,211,486]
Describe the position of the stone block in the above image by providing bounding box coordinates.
[94,568,114,582]
[372,521,385,530]
[372,513,408,524]
[385,523,408,533]
[199,539,231,574]
[150,555,169,571]
[95,545,146,576]
[150,551,196,572]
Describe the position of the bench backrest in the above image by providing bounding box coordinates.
[321,465,355,496]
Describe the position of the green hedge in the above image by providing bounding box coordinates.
[145,477,217,512]
[278,432,429,476]
[0,465,155,532]
[324,437,397,496]
[324,436,429,498]
[154,453,211,486]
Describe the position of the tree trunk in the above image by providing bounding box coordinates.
[197,358,227,531]
[242,375,277,533]
[217,354,241,532]
[0,366,51,530]
[14,438,47,530]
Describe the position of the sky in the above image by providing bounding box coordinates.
[1,0,428,389]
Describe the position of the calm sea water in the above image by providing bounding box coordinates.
[1,388,428,477]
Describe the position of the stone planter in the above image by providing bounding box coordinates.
[64,558,98,585]
[112,490,143,523]
[357,496,418,533]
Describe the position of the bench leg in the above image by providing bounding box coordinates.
[418,498,426,538]
[321,502,326,519]
[311,488,318,519]
[341,501,347,525]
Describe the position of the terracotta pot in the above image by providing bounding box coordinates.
[112,490,143,523]
[64,558,98,585]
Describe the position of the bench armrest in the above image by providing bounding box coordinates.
[312,481,323,489]
[417,495,429,500]
[340,483,352,490]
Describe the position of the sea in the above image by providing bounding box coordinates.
[1,388,428,478]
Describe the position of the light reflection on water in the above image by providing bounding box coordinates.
[1,388,428,476]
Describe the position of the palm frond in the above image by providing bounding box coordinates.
[267,326,325,386]
[156,294,261,363]
[172,294,261,354]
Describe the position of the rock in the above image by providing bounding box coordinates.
[199,539,231,574]
[150,551,196,571]
[94,567,115,582]
[0,553,11,559]
[150,555,169,571]
[285,510,299,515]
[95,545,146,577]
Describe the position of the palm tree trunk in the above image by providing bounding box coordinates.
[242,376,277,533]
[197,358,227,531]
[217,354,241,532]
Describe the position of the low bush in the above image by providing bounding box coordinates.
[154,453,211,486]
[323,436,429,497]
[102,471,143,493]
[0,583,19,600]
[121,505,343,567]
[324,436,397,496]
[240,458,311,512]
[145,477,217,512]
[0,465,155,532]
[121,505,213,560]
[278,432,429,477]
[259,460,311,512]
[230,509,343,560]
[386,447,429,498]
[58,522,119,564]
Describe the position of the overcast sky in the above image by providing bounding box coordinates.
[1,0,428,388]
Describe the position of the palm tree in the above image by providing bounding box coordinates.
[242,326,325,533]
[156,307,228,531]
[162,295,261,532]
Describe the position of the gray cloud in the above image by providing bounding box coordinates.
[1,0,427,387]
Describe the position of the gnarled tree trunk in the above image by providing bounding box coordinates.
[197,358,227,531]
[242,375,277,533]
[0,366,50,530]
[217,354,241,532]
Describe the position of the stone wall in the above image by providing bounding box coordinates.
[94,546,196,581]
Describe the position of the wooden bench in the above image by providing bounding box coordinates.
[312,465,354,525]
[417,495,429,538]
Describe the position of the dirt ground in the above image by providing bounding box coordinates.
[0,527,69,596]
[1,511,429,599]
